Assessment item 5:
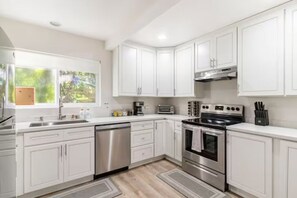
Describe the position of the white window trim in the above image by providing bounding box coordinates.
[6,49,102,109]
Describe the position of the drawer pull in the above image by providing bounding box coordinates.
[141,137,145,140]
[31,134,59,140]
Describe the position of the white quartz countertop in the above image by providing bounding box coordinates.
[227,123,297,142]
[16,114,192,133]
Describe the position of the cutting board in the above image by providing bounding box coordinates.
[16,87,35,105]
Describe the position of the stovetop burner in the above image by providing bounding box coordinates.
[182,103,244,130]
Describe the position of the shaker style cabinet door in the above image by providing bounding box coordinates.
[175,43,195,97]
[165,120,175,158]
[195,37,212,72]
[63,138,94,182]
[214,27,237,69]
[279,140,297,198]
[154,120,166,157]
[24,143,64,193]
[0,149,16,198]
[237,10,284,96]
[174,130,182,162]
[119,44,138,96]
[156,49,174,96]
[139,48,156,96]
[227,131,272,198]
[285,5,297,95]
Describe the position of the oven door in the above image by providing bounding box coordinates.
[182,124,225,174]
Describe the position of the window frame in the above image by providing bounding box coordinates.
[6,50,101,109]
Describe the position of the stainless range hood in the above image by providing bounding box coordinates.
[195,66,237,82]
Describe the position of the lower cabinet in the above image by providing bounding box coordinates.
[227,131,272,198]
[165,120,175,158]
[154,120,166,157]
[279,140,297,198]
[174,130,182,162]
[0,149,16,198]
[131,144,154,163]
[24,138,94,193]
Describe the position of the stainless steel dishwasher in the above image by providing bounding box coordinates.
[95,123,131,176]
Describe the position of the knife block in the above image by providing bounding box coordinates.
[254,110,269,126]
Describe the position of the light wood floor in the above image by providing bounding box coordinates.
[111,159,240,198]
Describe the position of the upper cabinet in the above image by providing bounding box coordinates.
[195,27,237,72]
[285,4,297,95]
[175,43,195,97]
[156,49,174,97]
[113,43,156,97]
[237,10,285,96]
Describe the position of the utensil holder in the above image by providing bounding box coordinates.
[254,110,269,126]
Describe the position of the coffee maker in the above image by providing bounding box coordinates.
[133,101,144,116]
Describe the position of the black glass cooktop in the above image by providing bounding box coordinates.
[182,117,242,130]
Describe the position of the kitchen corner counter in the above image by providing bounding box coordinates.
[227,123,297,142]
[16,114,192,134]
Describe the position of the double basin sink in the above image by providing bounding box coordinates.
[29,120,88,127]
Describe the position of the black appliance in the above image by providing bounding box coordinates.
[133,101,144,116]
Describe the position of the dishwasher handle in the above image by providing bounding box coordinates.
[95,123,131,131]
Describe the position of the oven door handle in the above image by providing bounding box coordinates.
[202,130,223,137]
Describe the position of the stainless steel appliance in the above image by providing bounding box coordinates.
[157,105,175,114]
[133,101,144,116]
[182,103,244,191]
[95,123,131,176]
[188,101,199,117]
[195,66,237,82]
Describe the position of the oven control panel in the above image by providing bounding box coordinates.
[201,104,244,115]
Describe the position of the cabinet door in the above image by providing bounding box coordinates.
[165,120,175,158]
[64,138,94,182]
[24,143,63,193]
[0,149,16,198]
[227,131,272,198]
[139,48,156,96]
[175,43,195,97]
[238,10,284,96]
[285,5,297,95]
[195,37,212,72]
[119,44,138,96]
[174,130,182,162]
[279,140,297,198]
[154,120,166,157]
[214,27,237,69]
[156,49,174,96]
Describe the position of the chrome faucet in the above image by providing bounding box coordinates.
[58,98,66,120]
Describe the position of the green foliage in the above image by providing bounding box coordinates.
[0,64,6,98]
[15,67,55,103]
[60,70,96,103]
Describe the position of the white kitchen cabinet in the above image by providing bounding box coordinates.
[118,43,138,96]
[195,27,237,72]
[24,142,64,193]
[63,138,94,182]
[285,5,297,95]
[114,43,156,97]
[279,140,297,198]
[165,120,175,158]
[175,43,195,97]
[174,130,182,162]
[154,120,166,157]
[238,10,285,96]
[0,149,16,198]
[156,49,174,96]
[227,131,272,198]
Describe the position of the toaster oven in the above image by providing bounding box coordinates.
[157,105,175,114]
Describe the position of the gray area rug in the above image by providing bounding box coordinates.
[49,178,121,198]
[158,169,227,198]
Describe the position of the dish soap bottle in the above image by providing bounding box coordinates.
[79,108,85,119]
[85,109,91,119]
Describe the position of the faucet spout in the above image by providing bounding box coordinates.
[58,98,66,120]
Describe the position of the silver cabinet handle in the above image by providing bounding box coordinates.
[65,144,67,156]
[60,145,63,160]
[155,123,158,130]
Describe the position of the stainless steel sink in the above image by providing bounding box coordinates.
[29,120,88,127]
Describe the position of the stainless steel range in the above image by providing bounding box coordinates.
[182,103,244,191]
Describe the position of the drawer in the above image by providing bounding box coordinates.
[175,121,182,131]
[64,127,94,141]
[131,129,153,147]
[131,144,154,163]
[24,130,64,146]
[131,121,154,131]
[0,135,15,150]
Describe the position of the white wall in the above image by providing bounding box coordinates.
[168,79,297,129]
[0,17,167,122]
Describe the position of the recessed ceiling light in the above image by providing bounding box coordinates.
[50,21,61,27]
[158,34,167,40]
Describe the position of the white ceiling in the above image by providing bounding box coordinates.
[0,0,291,49]
[0,0,180,49]
[130,0,290,47]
